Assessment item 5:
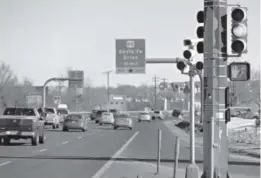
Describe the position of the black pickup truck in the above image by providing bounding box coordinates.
[0,107,45,146]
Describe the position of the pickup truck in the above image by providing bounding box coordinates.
[0,107,45,146]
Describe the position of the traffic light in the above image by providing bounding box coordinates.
[183,39,196,60]
[196,10,204,54]
[176,61,187,72]
[227,62,250,81]
[231,7,248,54]
[195,61,204,71]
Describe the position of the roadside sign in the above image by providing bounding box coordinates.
[53,96,61,105]
[68,70,84,88]
[115,39,146,74]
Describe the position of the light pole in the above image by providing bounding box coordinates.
[103,71,112,108]
[42,77,82,108]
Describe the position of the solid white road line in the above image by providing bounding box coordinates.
[0,161,12,167]
[92,131,139,178]
[62,141,69,144]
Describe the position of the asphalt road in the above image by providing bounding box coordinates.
[0,117,259,178]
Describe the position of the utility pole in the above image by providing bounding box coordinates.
[161,77,168,111]
[104,71,112,104]
[201,0,229,178]
[152,75,160,110]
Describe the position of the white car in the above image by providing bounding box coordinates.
[114,113,133,130]
[138,112,151,122]
[99,112,114,125]
[44,107,60,129]
[152,110,164,120]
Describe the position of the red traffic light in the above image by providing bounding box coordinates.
[231,8,246,22]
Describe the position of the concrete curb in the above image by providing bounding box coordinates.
[164,120,260,159]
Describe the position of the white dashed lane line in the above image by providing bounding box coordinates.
[77,136,82,139]
[0,161,12,167]
[39,149,48,152]
[62,141,69,145]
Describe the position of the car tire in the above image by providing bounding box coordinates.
[129,127,132,130]
[56,124,59,129]
[82,127,87,132]
[39,135,44,144]
[99,123,103,126]
[114,126,118,130]
[63,127,68,132]
[31,136,39,146]
[3,137,10,145]
[52,124,56,129]
[138,120,141,122]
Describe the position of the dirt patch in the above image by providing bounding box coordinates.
[174,120,260,158]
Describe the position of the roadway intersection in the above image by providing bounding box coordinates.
[0,119,259,178]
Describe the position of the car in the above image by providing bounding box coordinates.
[152,110,164,120]
[138,112,151,122]
[0,107,45,146]
[90,110,97,120]
[63,113,88,132]
[114,113,133,130]
[57,108,69,124]
[99,112,114,125]
[95,110,107,123]
[43,107,60,129]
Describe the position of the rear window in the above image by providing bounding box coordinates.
[140,112,149,115]
[115,114,129,119]
[3,108,36,116]
[97,110,107,115]
[57,109,68,115]
[154,111,160,114]
[45,108,55,113]
[66,114,82,120]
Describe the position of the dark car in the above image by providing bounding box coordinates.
[172,109,182,117]
[0,107,45,146]
[90,110,97,120]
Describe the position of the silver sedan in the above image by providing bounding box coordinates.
[113,113,133,130]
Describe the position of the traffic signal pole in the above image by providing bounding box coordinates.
[201,0,229,177]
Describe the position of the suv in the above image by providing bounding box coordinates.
[152,110,164,120]
[0,107,45,146]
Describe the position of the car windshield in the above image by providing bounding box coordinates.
[3,108,36,116]
[97,110,107,115]
[57,109,68,115]
[66,114,82,120]
[154,111,160,114]
[44,108,55,114]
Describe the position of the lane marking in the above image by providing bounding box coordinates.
[0,161,12,167]
[77,136,82,139]
[92,131,139,178]
[62,141,69,144]
[39,149,48,152]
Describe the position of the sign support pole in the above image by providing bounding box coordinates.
[201,0,229,178]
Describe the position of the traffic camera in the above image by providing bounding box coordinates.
[231,7,248,54]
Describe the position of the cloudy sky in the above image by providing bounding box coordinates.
[0,0,259,87]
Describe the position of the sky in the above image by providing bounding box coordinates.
[0,0,260,87]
